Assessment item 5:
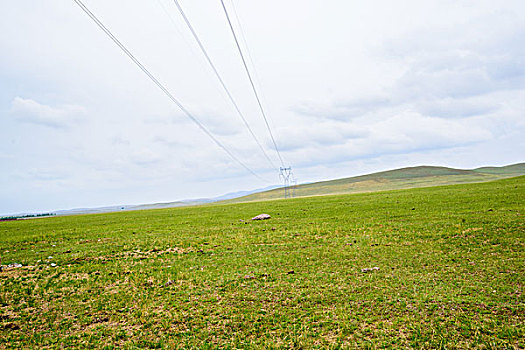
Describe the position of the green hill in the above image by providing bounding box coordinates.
[225,163,525,203]
[474,162,525,175]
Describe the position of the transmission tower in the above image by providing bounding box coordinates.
[279,167,295,199]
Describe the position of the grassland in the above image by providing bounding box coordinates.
[226,163,525,203]
[1,176,524,349]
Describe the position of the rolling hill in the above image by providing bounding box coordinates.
[224,162,525,203]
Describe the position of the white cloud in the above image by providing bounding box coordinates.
[415,97,498,119]
[281,110,493,168]
[276,119,368,151]
[292,96,392,121]
[385,12,525,101]
[10,97,86,128]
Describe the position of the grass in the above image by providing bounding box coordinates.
[0,176,524,349]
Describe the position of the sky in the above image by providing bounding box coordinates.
[1,0,524,215]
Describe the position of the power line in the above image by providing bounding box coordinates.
[171,0,277,170]
[155,0,205,63]
[72,0,268,182]
[229,0,264,93]
[219,0,285,168]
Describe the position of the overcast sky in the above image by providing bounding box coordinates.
[1,0,524,214]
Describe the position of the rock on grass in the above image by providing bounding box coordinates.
[361,267,380,273]
[251,214,271,221]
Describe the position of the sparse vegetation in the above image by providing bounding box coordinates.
[0,176,524,348]
[0,213,55,221]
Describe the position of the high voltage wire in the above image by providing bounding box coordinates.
[72,0,268,182]
[171,0,277,170]
[155,0,204,61]
[229,0,263,95]
[219,0,285,168]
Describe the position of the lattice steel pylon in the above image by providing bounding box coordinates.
[279,167,295,199]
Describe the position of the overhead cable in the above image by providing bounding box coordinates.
[229,0,263,91]
[72,0,268,182]
[171,0,277,170]
[218,0,285,167]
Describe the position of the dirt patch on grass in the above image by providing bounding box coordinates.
[58,272,89,281]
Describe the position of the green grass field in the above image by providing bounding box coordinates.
[1,176,524,349]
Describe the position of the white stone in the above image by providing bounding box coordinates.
[251,214,271,221]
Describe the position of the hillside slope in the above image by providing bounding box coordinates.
[225,163,525,203]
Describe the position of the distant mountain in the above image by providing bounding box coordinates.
[52,202,188,216]
[222,163,525,203]
[473,163,525,175]
[46,184,282,216]
[210,185,282,201]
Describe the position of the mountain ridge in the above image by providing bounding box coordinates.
[221,163,525,203]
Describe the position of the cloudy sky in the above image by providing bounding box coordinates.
[1,0,524,214]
